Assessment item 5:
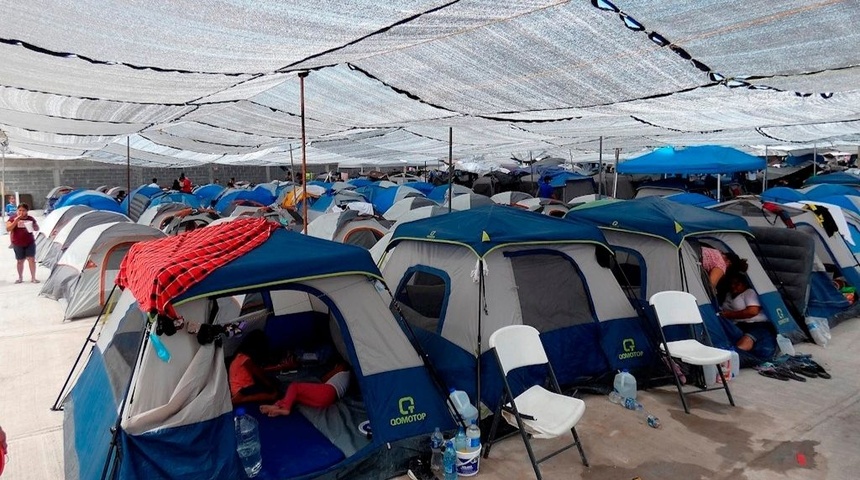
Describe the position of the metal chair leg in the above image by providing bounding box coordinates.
[571,426,588,467]
[715,364,736,407]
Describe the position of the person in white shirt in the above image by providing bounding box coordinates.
[148,178,160,188]
[720,273,770,351]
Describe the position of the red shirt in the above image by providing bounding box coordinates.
[7,214,37,247]
[181,178,192,193]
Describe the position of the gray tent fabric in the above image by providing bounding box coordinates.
[41,211,131,270]
[748,226,815,317]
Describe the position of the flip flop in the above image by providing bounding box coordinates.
[31,279,39,283]
[14,279,22,284]
[757,368,790,381]
[775,366,806,382]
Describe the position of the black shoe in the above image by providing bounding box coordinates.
[407,456,437,480]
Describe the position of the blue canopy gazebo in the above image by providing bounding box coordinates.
[618,146,766,201]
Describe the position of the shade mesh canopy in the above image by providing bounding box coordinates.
[2,0,860,165]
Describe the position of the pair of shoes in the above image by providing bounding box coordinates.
[789,355,832,379]
[406,456,437,480]
[756,366,789,381]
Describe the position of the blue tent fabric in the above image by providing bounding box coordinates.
[786,153,827,167]
[803,172,860,186]
[148,192,204,209]
[567,196,750,245]
[193,184,226,205]
[355,184,422,213]
[761,186,806,204]
[817,195,860,216]
[801,184,860,200]
[347,178,374,188]
[121,185,163,214]
[213,189,277,214]
[665,192,718,207]
[176,229,382,303]
[618,145,765,175]
[547,171,591,188]
[408,181,436,195]
[54,190,124,213]
[390,205,608,257]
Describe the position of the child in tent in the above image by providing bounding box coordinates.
[259,362,351,417]
[719,272,775,357]
[229,330,284,405]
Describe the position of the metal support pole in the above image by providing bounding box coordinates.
[1,130,7,228]
[299,72,309,233]
[448,127,453,213]
[126,137,131,197]
[598,136,604,196]
[763,146,768,191]
[612,148,620,198]
[813,143,817,177]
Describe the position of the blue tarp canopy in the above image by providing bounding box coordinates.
[548,171,592,188]
[566,196,750,245]
[389,204,608,257]
[618,145,765,175]
[175,229,381,303]
[803,172,860,186]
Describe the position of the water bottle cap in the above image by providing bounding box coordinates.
[235,407,246,416]
[471,419,477,425]
[449,388,456,393]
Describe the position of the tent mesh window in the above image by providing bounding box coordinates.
[394,270,447,333]
[609,249,644,299]
[508,253,593,331]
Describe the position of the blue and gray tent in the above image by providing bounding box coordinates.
[54,190,124,214]
[213,188,277,215]
[381,205,654,409]
[63,229,452,480]
[568,196,804,355]
[121,185,164,221]
[355,184,424,213]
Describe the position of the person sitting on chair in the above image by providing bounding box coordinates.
[719,272,772,352]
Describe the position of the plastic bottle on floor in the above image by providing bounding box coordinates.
[430,427,445,473]
[443,440,458,480]
[776,333,796,356]
[613,370,637,401]
[807,320,829,347]
[608,392,660,428]
[234,408,262,477]
[466,419,481,452]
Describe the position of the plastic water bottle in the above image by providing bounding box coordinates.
[448,389,479,425]
[807,320,828,347]
[466,419,481,452]
[234,408,262,477]
[776,334,796,356]
[430,427,445,473]
[454,426,467,453]
[149,331,171,363]
[443,440,458,480]
[608,392,660,428]
[613,370,637,400]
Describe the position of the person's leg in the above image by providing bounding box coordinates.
[293,383,337,409]
[27,245,37,281]
[15,260,24,283]
[720,315,754,351]
[261,382,300,416]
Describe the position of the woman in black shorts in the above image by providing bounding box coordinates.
[5,203,39,283]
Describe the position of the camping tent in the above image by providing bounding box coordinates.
[214,188,277,215]
[490,191,533,206]
[355,184,424,214]
[40,222,166,320]
[35,205,93,260]
[306,210,390,249]
[53,190,124,214]
[40,210,131,270]
[803,172,860,186]
[382,205,652,408]
[383,196,438,221]
[568,197,803,357]
[514,197,570,217]
[63,222,451,480]
[136,203,190,229]
[121,185,164,221]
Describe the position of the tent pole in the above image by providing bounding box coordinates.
[598,136,604,196]
[763,146,768,191]
[1,130,6,226]
[813,143,817,177]
[476,260,485,416]
[299,72,309,233]
[448,127,453,213]
[717,174,721,202]
[289,143,295,184]
[612,148,620,198]
[126,137,131,198]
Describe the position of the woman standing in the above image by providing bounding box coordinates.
[5,203,39,284]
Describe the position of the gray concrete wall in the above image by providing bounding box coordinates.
[0,158,290,209]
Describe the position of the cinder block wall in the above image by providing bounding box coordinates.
[0,158,293,209]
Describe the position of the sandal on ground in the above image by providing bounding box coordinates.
[14,279,23,284]
[774,366,806,382]
[31,279,40,283]
[757,368,790,381]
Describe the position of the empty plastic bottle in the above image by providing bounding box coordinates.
[466,419,481,452]
[442,440,458,480]
[448,389,479,425]
[454,426,467,453]
[608,392,660,428]
[807,320,829,347]
[430,427,445,472]
[234,408,262,477]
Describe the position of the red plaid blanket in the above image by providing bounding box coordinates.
[116,217,278,318]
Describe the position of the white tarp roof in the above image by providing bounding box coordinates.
[2,0,860,167]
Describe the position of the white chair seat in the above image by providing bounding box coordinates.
[502,385,585,439]
[664,339,732,366]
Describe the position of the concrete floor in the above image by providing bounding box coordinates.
[1,213,858,480]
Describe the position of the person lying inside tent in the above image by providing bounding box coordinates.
[718,272,775,355]
[259,363,351,417]
[229,330,297,405]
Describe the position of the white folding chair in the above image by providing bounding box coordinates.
[483,325,588,480]
[649,291,736,414]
